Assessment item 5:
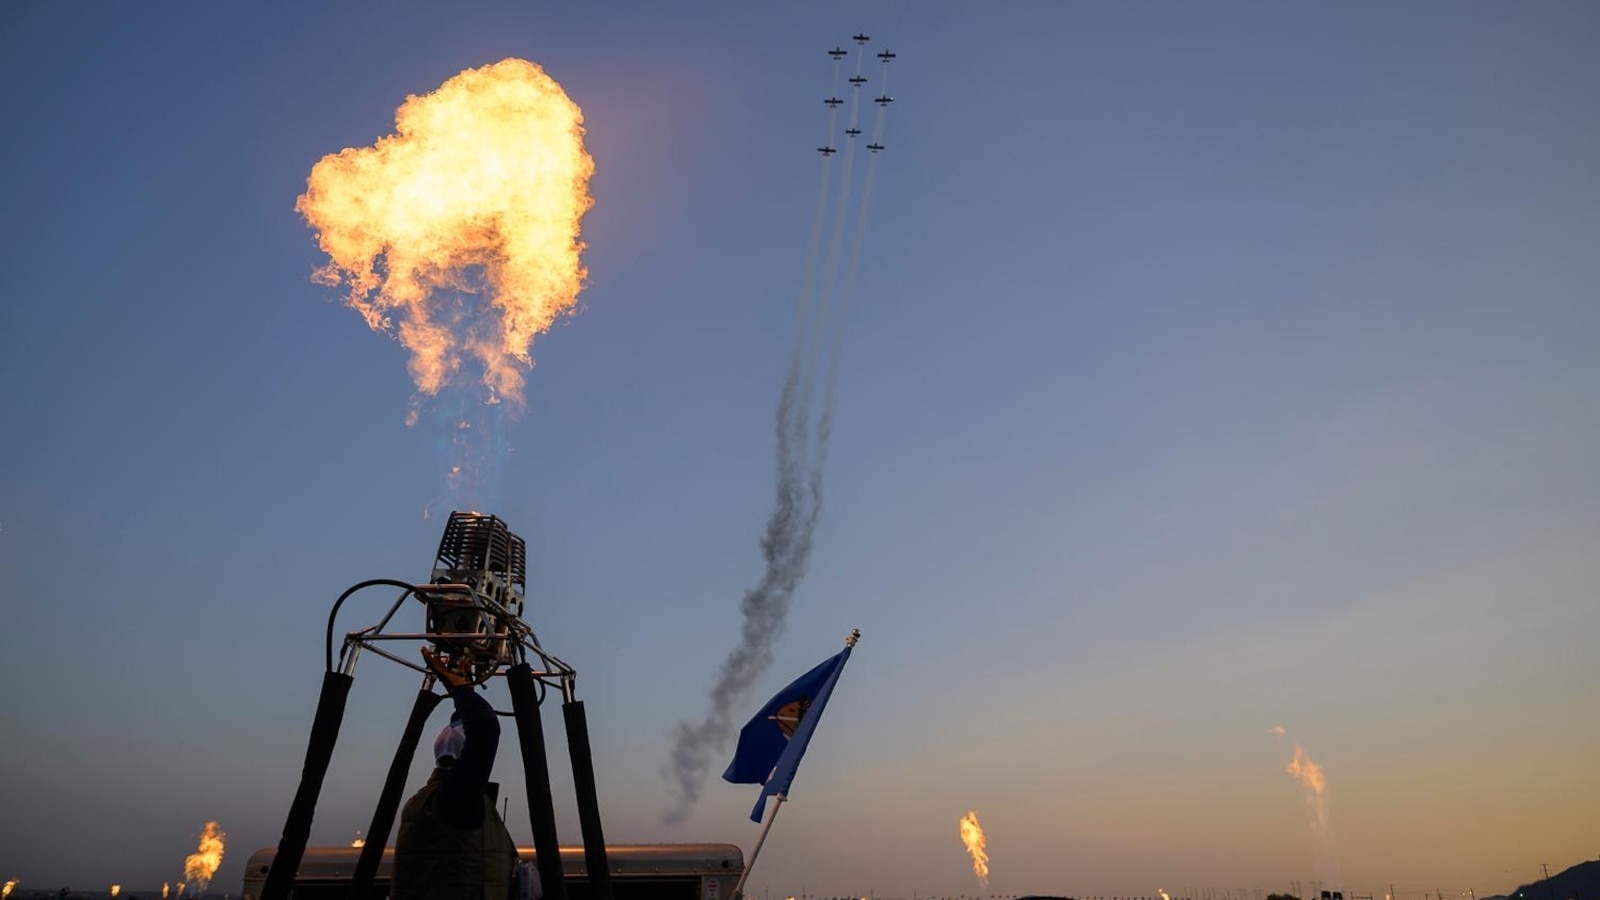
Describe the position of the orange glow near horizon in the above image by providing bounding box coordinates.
[296,57,594,418]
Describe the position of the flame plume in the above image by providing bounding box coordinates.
[1284,742,1330,832]
[959,809,990,887]
[177,883,187,898]
[3,878,17,899]
[111,886,122,898]
[297,58,594,415]
[183,821,226,891]
[1270,726,1341,888]
[162,881,170,898]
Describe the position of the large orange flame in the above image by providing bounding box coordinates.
[297,57,595,416]
[958,809,990,887]
[183,821,226,891]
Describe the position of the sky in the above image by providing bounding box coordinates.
[2,1,1598,897]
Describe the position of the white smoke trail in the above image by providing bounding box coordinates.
[661,39,894,823]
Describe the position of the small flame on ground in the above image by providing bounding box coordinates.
[352,828,366,848]
[184,821,226,891]
[1160,890,1172,900]
[958,809,990,887]
[3,878,17,899]
[177,883,187,898]
[111,885,121,898]
[162,881,170,898]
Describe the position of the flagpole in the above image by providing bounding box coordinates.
[733,793,786,899]
[730,629,860,900]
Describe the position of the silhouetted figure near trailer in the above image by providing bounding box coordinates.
[392,648,519,900]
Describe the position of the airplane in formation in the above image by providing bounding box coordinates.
[867,143,885,153]
[875,95,894,106]
[853,33,870,43]
[849,75,868,87]
[824,97,844,107]
[846,127,861,137]
[829,47,848,59]
[877,50,897,61]
[818,146,837,156]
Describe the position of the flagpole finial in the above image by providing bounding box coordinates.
[845,628,861,647]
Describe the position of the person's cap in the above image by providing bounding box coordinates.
[433,720,466,764]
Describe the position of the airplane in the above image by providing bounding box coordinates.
[824,96,844,107]
[853,33,870,43]
[828,47,848,59]
[849,75,868,86]
[877,50,897,61]
[875,95,894,106]
[846,127,861,137]
[818,146,837,155]
[867,143,885,153]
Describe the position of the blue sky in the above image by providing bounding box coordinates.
[1,2,1597,896]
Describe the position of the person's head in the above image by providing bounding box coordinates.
[432,715,465,766]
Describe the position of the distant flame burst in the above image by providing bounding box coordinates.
[184,821,226,891]
[111,885,121,898]
[3,879,17,899]
[297,57,595,418]
[959,809,990,887]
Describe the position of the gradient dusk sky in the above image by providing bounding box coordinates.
[1,2,1597,897]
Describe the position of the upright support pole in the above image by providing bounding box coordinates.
[562,700,613,900]
[261,671,355,900]
[732,794,786,900]
[347,687,441,900]
[507,664,568,900]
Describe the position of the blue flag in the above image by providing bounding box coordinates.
[723,644,853,822]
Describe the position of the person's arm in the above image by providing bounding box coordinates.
[422,648,501,829]
[434,683,500,828]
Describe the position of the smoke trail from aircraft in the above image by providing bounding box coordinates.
[660,39,894,823]
[796,43,869,442]
[817,59,892,456]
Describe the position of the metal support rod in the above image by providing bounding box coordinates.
[261,671,355,900]
[562,700,613,900]
[508,663,568,900]
[733,794,786,899]
[347,684,441,900]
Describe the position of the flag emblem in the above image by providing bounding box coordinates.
[770,697,812,738]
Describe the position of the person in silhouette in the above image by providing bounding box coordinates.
[392,647,519,900]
